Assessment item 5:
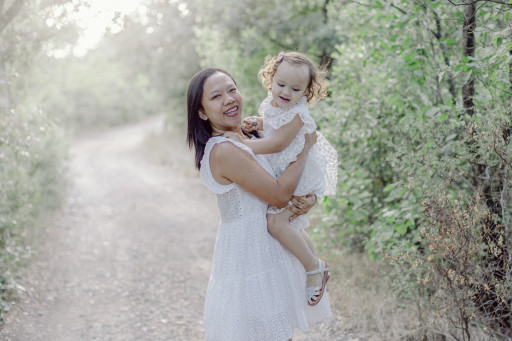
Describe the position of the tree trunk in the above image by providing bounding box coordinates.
[462,3,476,117]
[320,0,331,69]
[462,3,512,333]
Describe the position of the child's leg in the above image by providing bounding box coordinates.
[300,229,317,257]
[267,210,322,287]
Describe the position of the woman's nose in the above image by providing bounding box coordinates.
[224,93,235,104]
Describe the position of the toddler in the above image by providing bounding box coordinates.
[226,51,337,305]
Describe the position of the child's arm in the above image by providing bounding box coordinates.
[243,114,303,154]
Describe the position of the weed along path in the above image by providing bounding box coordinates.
[0,116,348,341]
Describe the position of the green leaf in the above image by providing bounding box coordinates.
[496,37,503,48]
[438,114,448,122]
[384,184,397,192]
[395,224,408,236]
[425,107,440,117]
[446,39,457,46]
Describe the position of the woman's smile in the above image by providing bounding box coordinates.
[200,72,244,134]
[224,105,239,117]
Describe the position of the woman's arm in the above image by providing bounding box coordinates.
[242,114,303,154]
[210,132,316,208]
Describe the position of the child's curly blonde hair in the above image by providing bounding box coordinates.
[258,51,329,104]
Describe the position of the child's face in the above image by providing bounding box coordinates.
[271,61,309,109]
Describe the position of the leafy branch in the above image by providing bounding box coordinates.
[0,0,24,34]
[447,0,512,8]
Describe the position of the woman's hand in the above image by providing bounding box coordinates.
[242,116,263,131]
[223,131,244,142]
[287,193,317,219]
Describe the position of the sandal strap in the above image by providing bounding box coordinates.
[306,266,329,276]
[306,259,329,276]
[306,285,323,305]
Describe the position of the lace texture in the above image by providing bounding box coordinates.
[260,93,338,227]
[200,136,332,341]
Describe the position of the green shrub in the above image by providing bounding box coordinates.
[0,105,67,320]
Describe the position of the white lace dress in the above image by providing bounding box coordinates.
[200,136,332,341]
[260,93,338,229]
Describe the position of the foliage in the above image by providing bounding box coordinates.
[321,1,511,337]
[97,3,201,127]
[0,105,67,316]
[1,0,511,337]
[0,0,72,320]
[185,0,512,337]
[32,49,161,132]
[388,192,511,340]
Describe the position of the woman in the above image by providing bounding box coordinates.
[187,67,331,341]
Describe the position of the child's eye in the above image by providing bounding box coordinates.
[277,83,284,87]
[229,87,237,92]
[292,88,300,92]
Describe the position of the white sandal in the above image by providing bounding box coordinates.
[306,259,330,306]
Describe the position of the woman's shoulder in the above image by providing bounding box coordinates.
[209,137,241,157]
[205,136,254,162]
[200,137,239,193]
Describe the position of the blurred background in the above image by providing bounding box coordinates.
[1,0,512,339]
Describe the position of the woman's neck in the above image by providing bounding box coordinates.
[212,126,244,137]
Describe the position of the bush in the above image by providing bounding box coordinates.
[0,105,67,320]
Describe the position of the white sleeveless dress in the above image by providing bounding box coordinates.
[200,136,332,341]
[260,93,338,229]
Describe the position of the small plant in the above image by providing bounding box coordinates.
[388,193,511,340]
[0,106,67,320]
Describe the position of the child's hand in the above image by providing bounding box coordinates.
[242,116,263,131]
[223,131,243,142]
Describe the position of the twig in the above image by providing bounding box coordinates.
[493,131,512,172]
[448,0,512,8]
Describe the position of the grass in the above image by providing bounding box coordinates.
[320,248,422,340]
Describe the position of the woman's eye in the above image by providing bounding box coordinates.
[212,94,220,100]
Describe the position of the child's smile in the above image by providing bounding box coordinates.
[271,61,310,109]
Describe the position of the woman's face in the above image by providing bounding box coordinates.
[199,72,243,134]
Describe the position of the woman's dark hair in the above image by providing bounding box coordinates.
[186,67,236,169]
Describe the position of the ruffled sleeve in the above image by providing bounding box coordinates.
[261,93,317,134]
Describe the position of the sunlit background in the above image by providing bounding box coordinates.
[1,0,512,339]
[60,0,145,56]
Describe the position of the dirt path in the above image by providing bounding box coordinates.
[0,116,349,341]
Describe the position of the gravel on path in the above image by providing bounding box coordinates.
[0,116,351,341]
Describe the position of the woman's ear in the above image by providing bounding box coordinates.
[198,109,208,121]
